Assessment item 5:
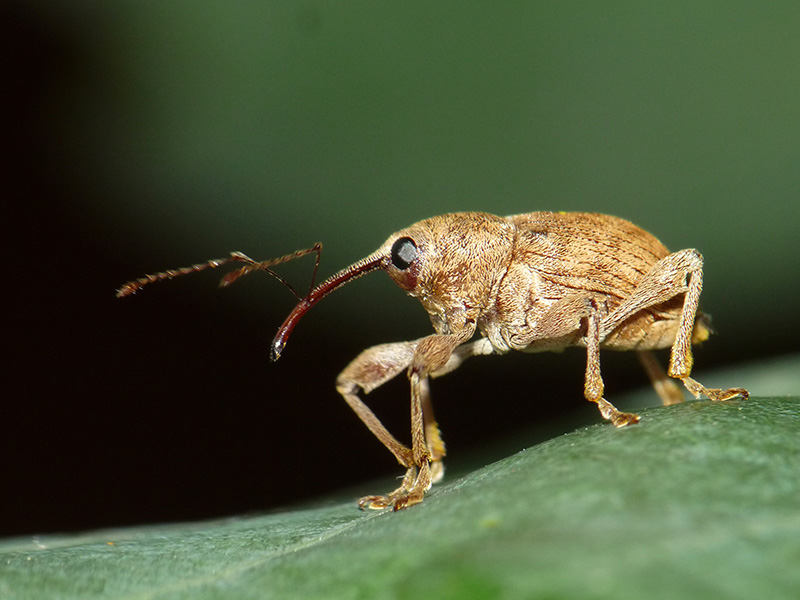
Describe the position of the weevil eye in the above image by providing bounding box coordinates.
[391,237,418,270]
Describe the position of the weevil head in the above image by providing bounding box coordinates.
[270,212,515,360]
[376,212,516,334]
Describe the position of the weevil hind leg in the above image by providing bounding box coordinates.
[679,376,749,402]
[637,350,685,405]
[601,249,747,406]
[663,253,749,403]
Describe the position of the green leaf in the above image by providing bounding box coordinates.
[2,357,800,599]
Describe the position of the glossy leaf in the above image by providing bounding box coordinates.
[2,361,799,599]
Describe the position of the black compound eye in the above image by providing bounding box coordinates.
[391,237,418,270]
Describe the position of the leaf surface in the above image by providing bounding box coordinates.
[2,358,799,600]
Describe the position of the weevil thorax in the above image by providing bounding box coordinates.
[379,212,516,335]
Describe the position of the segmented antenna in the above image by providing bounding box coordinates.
[116,244,323,300]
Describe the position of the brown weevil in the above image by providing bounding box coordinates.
[118,211,748,510]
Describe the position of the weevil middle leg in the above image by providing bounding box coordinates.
[583,298,641,427]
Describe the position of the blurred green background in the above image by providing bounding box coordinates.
[4,1,799,535]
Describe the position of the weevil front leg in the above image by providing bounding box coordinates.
[418,376,446,485]
[336,337,491,510]
[336,340,417,508]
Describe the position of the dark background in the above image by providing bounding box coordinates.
[4,2,799,537]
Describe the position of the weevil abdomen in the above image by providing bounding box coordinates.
[483,212,681,353]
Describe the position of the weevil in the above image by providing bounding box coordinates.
[118,211,748,510]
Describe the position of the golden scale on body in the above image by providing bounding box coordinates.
[119,211,748,511]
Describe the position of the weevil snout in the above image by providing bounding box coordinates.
[269,251,389,361]
[268,224,430,360]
